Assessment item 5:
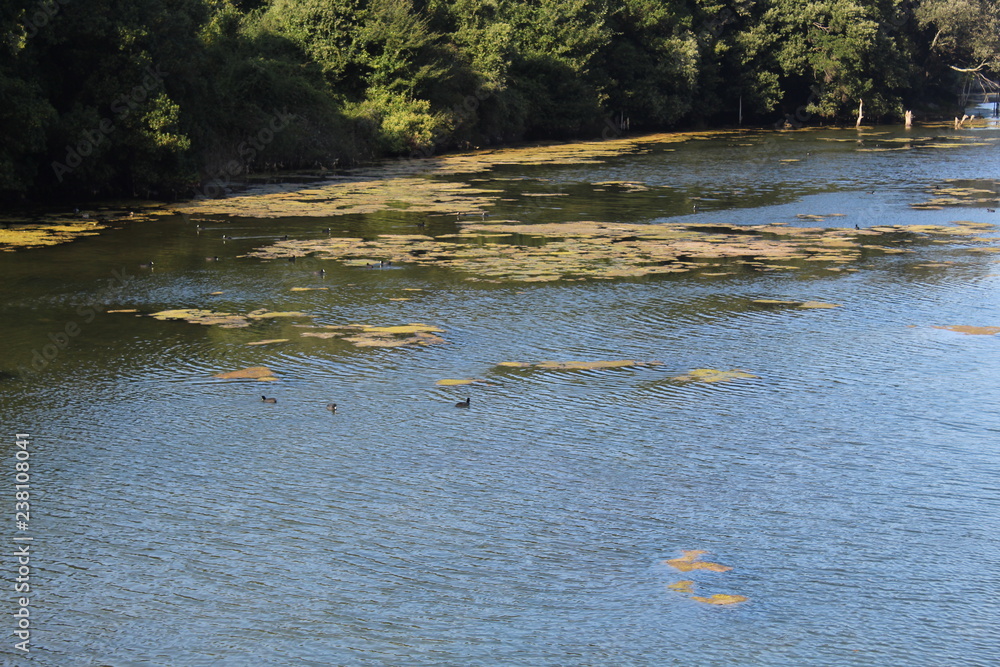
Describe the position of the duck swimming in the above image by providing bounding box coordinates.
[455,397,470,408]
[326,403,337,412]
[261,396,277,403]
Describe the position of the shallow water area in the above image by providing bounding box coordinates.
[2,121,1000,666]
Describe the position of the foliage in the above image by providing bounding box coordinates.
[0,0,996,201]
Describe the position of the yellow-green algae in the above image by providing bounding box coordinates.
[753,299,840,309]
[436,378,483,386]
[0,208,167,252]
[672,368,758,383]
[932,325,1000,335]
[242,220,995,284]
[495,360,661,371]
[295,323,446,348]
[172,131,760,219]
[148,308,310,328]
[667,580,695,593]
[691,594,749,605]
[665,550,733,572]
[213,366,278,381]
[911,181,1000,210]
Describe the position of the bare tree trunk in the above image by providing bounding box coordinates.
[856,100,864,128]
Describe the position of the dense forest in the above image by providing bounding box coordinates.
[1,0,998,201]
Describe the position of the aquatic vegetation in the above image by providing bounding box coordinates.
[0,208,165,252]
[246,339,289,345]
[691,594,749,605]
[289,287,329,291]
[665,550,733,572]
[436,378,483,386]
[148,308,310,328]
[667,581,695,593]
[242,219,991,284]
[213,366,278,381]
[911,181,1000,210]
[753,299,840,309]
[663,551,748,604]
[495,360,660,371]
[296,323,446,348]
[932,325,1000,335]
[672,369,758,384]
[170,130,771,221]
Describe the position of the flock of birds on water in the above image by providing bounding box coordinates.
[260,396,471,409]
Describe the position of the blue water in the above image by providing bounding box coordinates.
[2,122,1000,666]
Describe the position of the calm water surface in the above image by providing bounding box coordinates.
[2,121,1000,666]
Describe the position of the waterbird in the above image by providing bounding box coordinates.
[989,208,996,213]
[261,396,277,404]
[455,397,470,408]
[138,261,154,269]
[326,403,337,412]
[222,234,232,240]
[312,269,326,276]
[855,224,860,230]
[205,256,219,262]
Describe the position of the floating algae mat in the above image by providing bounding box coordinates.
[665,550,733,572]
[245,221,996,284]
[752,299,840,309]
[171,130,758,219]
[0,208,166,251]
[911,180,1000,210]
[213,366,278,381]
[495,360,661,371]
[691,593,749,605]
[296,323,446,348]
[664,550,748,605]
[932,325,1000,335]
[147,308,310,328]
[672,368,758,383]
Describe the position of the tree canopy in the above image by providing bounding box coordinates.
[1,0,997,201]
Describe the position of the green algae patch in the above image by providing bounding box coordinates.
[246,339,289,345]
[691,594,748,605]
[667,581,695,593]
[363,324,443,335]
[213,366,278,381]
[911,181,1000,210]
[753,299,840,309]
[149,308,310,328]
[932,325,1000,335]
[246,220,933,283]
[672,368,758,384]
[297,323,446,348]
[436,378,483,386]
[0,207,166,252]
[664,550,733,572]
[495,359,661,371]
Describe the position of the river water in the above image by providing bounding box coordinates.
[2,118,1000,666]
